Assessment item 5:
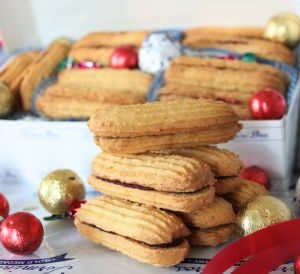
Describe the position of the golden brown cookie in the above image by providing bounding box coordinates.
[185,27,265,39]
[183,30,296,65]
[188,223,236,247]
[89,99,241,153]
[165,57,288,94]
[92,152,215,192]
[0,82,14,116]
[69,47,114,66]
[58,68,152,97]
[75,195,190,266]
[215,177,242,195]
[72,31,148,49]
[20,39,71,110]
[223,179,268,211]
[155,146,244,177]
[0,51,40,93]
[89,176,215,213]
[178,197,236,228]
[35,82,146,119]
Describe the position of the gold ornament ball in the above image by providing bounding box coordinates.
[38,169,86,215]
[0,82,14,116]
[237,195,292,236]
[264,12,300,47]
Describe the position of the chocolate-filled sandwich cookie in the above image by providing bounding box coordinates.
[75,196,190,266]
[89,153,215,212]
[88,99,242,154]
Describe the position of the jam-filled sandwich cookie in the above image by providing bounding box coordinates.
[178,197,236,247]
[75,195,190,267]
[89,152,215,212]
[88,99,242,154]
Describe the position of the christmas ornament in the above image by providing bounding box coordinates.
[73,60,101,69]
[219,55,236,61]
[0,193,9,219]
[38,169,86,215]
[241,166,270,189]
[237,195,292,236]
[0,212,44,255]
[249,88,287,120]
[109,46,138,69]
[139,32,181,74]
[295,255,300,274]
[68,200,86,218]
[241,52,256,62]
[264,12,300,47]
[0,82,13,117]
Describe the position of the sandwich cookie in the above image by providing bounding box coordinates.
[89,152,215,212]
[88,99,242,154]
[75,195,190,266]
[178,197,236,247]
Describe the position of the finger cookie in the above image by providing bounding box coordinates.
[88,99,242,154]
[0,51,39,93]
[69,47,114,66]
[155,146,244,177]
[215,177,241,195]
[0,82,14,116]
[183,27,296,65]
[75,195,190,266]
[89,152,215,212]
[20,39,71,110]
[164,57,288,94]
[223,179,268,211]
[178,197,236,247]
[58,68,152,97]
[35,82,146,119]
[72,31,148,49]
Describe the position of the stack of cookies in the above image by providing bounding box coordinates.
[0,39,70,115]
[75,99,266,266]
[35,31,153,120]
[159,56,289,119]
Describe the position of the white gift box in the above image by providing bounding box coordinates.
[0,0,300,192]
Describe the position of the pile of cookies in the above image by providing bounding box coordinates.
[0,39,70,116]
[75,99,267,266]
[158,55,289,119]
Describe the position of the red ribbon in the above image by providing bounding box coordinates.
[202,218,300,274]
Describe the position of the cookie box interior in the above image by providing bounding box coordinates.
[0,0,299,193]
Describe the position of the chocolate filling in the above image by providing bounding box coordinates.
[96,176,209,194]
[85,222,184,248]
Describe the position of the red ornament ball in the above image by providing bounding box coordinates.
[295,255,300,274]
[219,55,236,61]
[109,46,138,69]
[0,212,44,255]
[0,193,9,219]
[68,200,86,218]
[241,166,270,189]
[249,89,287,120]
[73,60,101,69]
